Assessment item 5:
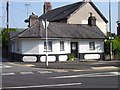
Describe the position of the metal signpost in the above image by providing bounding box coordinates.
[42,19,49,66]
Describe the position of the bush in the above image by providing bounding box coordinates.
[69,53,75,61]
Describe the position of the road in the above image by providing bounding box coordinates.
[1,61,119,90]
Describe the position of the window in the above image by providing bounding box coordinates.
[60,41,64,51]
[44,41,52,51]
[89,42,95,50]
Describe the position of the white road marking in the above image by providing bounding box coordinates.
[38,71,52,74]
[72,70,90,72]
[2,73,15,76]
[0,65,12,69]
[108,72,120,75]
[91,66,118,70]
[53,69,68,73]
[3,83,82,89]
[20,72,33,75]
[50,72,119,79]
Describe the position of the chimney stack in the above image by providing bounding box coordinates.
[83,0,91,2]
[43,2,52,13]
[88,13,96,26]
[28,12,39,27]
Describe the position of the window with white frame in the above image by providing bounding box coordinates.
[60,41,64,51]
[44,41,52,51]
[89,42,95,50]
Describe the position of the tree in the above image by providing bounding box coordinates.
[2,28,16,49]
[104,32,120,59]
[112,36,120,58]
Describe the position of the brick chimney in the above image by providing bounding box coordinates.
[28,12,39,27]
[88,13,96,26]
[43,2,52,13]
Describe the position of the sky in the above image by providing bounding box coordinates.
[0,0,119,34]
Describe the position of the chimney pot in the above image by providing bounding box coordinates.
[83,0,91,2]
[44,2,52,13]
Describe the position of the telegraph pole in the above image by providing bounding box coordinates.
[6,0,9,33]
[109,0,112,60]
[25,4,30,18]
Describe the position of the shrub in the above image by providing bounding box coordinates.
[69,53,75,61]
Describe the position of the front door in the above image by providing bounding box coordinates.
[71,42,78,58]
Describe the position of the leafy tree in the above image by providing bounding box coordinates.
[2,28,16,49]
[112,36,120,58]
[104,32,120,59]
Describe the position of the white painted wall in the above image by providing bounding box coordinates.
[59,55,68,62]
[40,56,56,62]
[21,39,39,54]
[79,39,104,53]
[79,39,104,59]
[23,56,37,62]
[20,38,70,62]
[38,40,71,55]
[14,38,104,61]
[67,3,107,35]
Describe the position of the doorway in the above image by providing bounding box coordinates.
[71,42,78,58]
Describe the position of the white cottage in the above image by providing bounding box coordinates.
[9,1,107,62]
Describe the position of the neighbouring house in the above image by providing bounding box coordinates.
[9,1,108,62]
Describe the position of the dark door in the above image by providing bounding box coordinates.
[71,42,78,58]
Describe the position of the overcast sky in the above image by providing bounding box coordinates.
[0,0,119,34]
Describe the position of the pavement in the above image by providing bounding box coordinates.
[10,59,119,71]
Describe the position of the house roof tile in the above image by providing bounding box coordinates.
[12,21,105,39]
[39,2,108,23]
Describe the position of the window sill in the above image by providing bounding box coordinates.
[60,49,65,51]
[43,50,52,52]
[89,49,95,50]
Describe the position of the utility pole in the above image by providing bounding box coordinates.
[25,4,30,18]
[6,0,9,33]
[109,0,112,60]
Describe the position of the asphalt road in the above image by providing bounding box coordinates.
[1,62,119,90]
[2,72,119,89]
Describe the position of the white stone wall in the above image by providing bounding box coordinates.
[20,38,70,62]
[79,39,104,59]
[14,38,104,62]
[79,39,104,53]
[38,40,70,55]
[67,3,107,35]
[21,39,39,54]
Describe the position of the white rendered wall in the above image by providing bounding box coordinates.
[67,3,107,35]
[79,39,104,53]
[20,38,70,62]
[21,39,39,54]
[16,38,104,61]
[38,40,70,55]
[79,39,104,59]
